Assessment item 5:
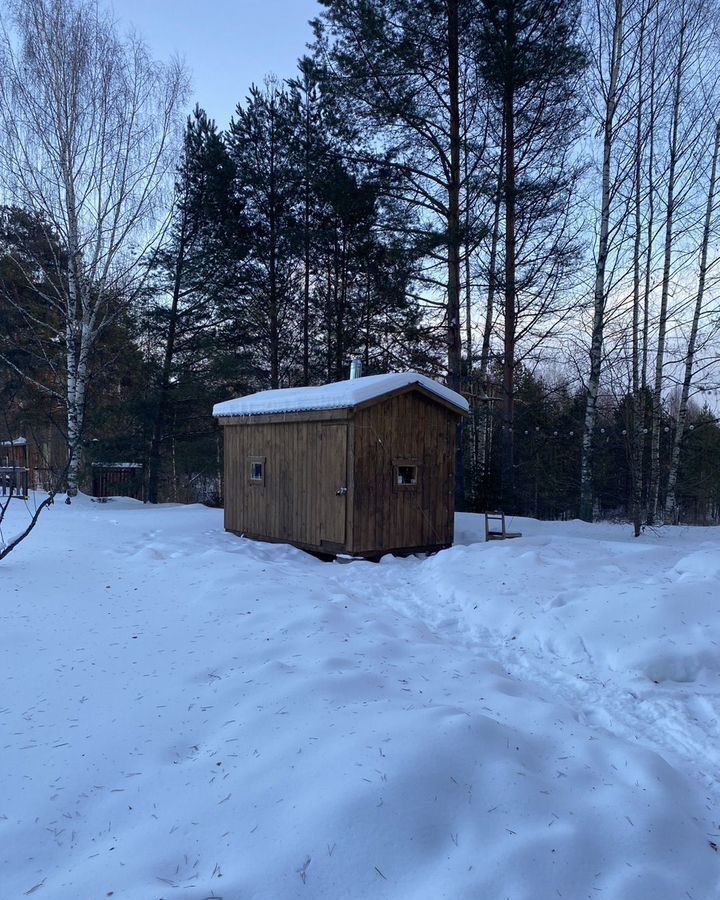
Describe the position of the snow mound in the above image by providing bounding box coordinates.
[672,547,720,581]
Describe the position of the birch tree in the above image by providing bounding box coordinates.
[645,0,688,522]
[579,0,638,522]
[664,121,720,521]
[645,0,716,523]
[0,0,186,498]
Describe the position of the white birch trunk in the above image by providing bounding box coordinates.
[664,121,720,522]
[630,0,650,537]
[0,0,186,504]
[647,5,687,524]
[580,0,625,522]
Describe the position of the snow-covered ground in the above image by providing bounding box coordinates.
[1,497,719,899]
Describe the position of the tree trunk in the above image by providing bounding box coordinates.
[501,17,517,509]
[268,96,280,389]
[641,6,658,401]
[479,134,504,392]
[364,267,371,369]
[637,15,659,524]
[147,228,187,504]
[648,6,686,523]
[463,103,473,376]
[325,263,333,381]
[579,0,624,522]
[630,6,646,537]
[66,329,90,500]
[475,137,504,487]
[335,232,348,379]
[664,121,720,521]
[302,99,312,386]
[65,267,92,499]
[447,0,464,508]
[446,0,462,392]
[64,179,87,500]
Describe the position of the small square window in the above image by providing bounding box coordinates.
[397,465,417,486]
[248,456,265,486]
[393,458,420,492]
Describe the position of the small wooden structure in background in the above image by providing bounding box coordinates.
[92,463,144,501]
[0,437,30,499]
[214,372,469,558]
[484,511,522,541]
[1,426,68,492]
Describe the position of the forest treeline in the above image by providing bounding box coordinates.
[1,0,720,528]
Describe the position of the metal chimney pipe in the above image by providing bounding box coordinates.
[349,358,362,380]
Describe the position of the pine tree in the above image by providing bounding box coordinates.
[476,0,587,509]
[313,0,489,392]
[226,82,303,389]
[145,107,236,503]
[288,58,331,385]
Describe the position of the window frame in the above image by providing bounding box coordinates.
[392,457,420,492]
[248,455,266,486]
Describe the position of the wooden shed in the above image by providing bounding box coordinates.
[213,371,469,558]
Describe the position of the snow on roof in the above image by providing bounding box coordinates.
[1,437,27,446]
[213,372,469,418]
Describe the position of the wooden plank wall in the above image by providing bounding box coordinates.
[0,443,28,469]
[2,426,68,490]
[351,393,456,554]
[222,418,350,548]
[0,467,29,498]
[319,423,348,544]
[220,394,458,556]
[92,467,144,500]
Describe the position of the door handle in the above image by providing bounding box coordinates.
[336,486,348,496]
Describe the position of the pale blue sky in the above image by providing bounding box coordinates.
[114,0,322,127]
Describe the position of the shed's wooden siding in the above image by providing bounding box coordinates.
[219,388,460,556]
[223,415,351,550]
[350,391,456,554]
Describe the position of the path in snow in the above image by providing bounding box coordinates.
[336,516,720,827]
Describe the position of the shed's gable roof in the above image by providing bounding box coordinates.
[213,372,469,418]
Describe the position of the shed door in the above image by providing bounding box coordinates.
[320,424,347,546]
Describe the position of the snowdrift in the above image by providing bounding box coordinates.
[1,499,718,899]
